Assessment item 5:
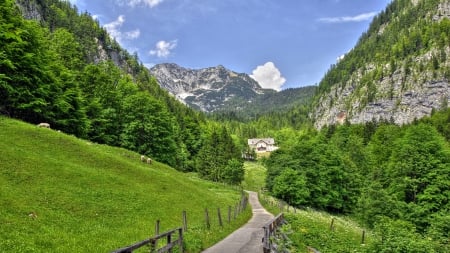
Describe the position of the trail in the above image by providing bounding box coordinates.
[202,191,273,253]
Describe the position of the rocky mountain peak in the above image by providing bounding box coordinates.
[150,63,271,112]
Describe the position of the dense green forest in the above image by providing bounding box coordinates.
[264,108,450,252]
[211,86,316,122]
[0,0,243,182]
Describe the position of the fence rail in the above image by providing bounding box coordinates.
[260,193,325,253]
[111,192,248,253]
[111,227,183,253]
[262,213,287,253]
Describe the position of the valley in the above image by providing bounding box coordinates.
[1,0,449,252]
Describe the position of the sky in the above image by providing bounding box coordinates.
[69,0,392,90]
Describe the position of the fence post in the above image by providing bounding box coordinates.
[361,230,366,244]
[234,204,238,219]
[205,208,210,229]
[178,228,184,253]
[228,206,231,223]
[217,207,223,227]
[167,232,172,253]
[155,219,160,235]
[330,218,335,231]
[182,210,188,232]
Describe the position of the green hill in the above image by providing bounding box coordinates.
[0,117,249,252]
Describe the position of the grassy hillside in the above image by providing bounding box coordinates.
[0,117,249,252]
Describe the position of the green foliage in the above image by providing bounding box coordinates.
[272,168,309,206]
[222,158,245,185]
[368,218,438,253]
[196,126,243,184]
[211,86,316,123]
[283,212,369,253]
[265,109,450,250]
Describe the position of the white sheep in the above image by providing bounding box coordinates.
[37,122,50,128]
[140,155,146,162]
[147,158,152,164]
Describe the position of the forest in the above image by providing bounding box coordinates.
[1,0,450,251]
[264,109,450,252]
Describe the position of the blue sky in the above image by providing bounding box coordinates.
[69,0,392,90]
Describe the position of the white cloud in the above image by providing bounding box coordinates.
[337,54,345,62]
[250,62,286,91]
[318,12,377,23]
[104,15,140,44]
[124,29,141,40]
[149,40,178,58]
[117,0,164,8]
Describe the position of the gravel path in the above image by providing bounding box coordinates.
[201,191,274,253]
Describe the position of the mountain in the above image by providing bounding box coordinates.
[311,0,450,128]
[149,63,275,112]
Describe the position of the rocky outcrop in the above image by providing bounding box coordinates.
[150,63,271,112]
[15,0,42,21]
[312,47,450,128]
[311,0,450,128]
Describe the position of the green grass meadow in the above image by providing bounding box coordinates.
[0,117,250,252]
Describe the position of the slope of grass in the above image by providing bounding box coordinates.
[0,117,250,252]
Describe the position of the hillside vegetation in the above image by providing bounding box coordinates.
[264,109,450,252]
[312,0,450,127]
[243,162,374,253]
[0,117,250,252]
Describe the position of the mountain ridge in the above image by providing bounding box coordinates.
[149,63,276,112]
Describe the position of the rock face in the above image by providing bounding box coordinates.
[16,0,42,21]
[311,0,450,128]
[313,77,449,128]
[150,63,271,112]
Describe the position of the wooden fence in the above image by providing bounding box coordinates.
[260,193,323,253]
[111,193,248,253]
[262,213,288,253]
[111,227,183,253]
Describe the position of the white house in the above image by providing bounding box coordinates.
[248,138,279,153]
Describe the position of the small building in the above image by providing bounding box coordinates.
[248,138,279,153]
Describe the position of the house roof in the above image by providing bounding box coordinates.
[248,138,275,145]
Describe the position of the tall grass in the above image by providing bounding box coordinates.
[0,117,249,252]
